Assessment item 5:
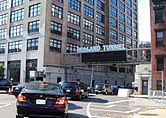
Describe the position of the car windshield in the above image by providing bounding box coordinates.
[0,79,10,84]
[25,82,63,93]
[96,84,104,88]
[61,82,78,88]
[16,83,27,87]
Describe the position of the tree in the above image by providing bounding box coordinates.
[0,64,5,78]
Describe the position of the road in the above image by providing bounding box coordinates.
[0,91,142,118]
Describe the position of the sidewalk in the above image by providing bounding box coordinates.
[129,94,166,118]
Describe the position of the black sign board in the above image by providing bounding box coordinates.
[82,50,127,63]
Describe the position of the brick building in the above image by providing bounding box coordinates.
[150,0,166,90]
[0,0,138,86]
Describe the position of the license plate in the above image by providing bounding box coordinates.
[66,89,70,92]
[36,99,46,105]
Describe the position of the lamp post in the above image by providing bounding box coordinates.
[90,66,94,89]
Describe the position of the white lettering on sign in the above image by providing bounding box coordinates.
[77,44,125,53]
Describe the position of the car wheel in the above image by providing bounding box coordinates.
[77,94,82,100]
[96,92,98,95]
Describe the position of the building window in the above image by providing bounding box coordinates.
[0,14,8,26]
[156,31,164,47]
[119,33,125,42]
[66,43,79,53]
[119,12,125,22]
[51,21,62,35]
[50,39,61,53]
[96,0,105,11]
[110,6,117,17]
[0,0,8,11]
[0,29,7,39]
[56,0,63,3]
[67,27,80,40]
[11,9,24,22]
[12,0,25,7]
[155,8,163,22]
[110,29,117,40]
[96,37,104,46]
[127,17,132,26]
[133,13,137,20]
[84,5,94,18]
[126,37,132,46]
[8,40,22,53]
[96,12,105,23]
[29,3,41,17]
[0,43,6,54]
[85,0,94,5]
[126,7,132,17]
[133,4,137,12]
[96,25,105,36]
[133,22,137,30]
[10,24,23,37]
[119,2,125,11]
[119,23,125,32]
[126,27,132,36]
[28,20,40,33]
[156,57,164,71]
[134,31,137,39]
[110,0,117,6]
[110,17,117,28]
[83,33,93,45]
[68,12,80,26]
[83,19,93,31]
[51,4,63,19]
[126,0,131,7]
[27,38,38,51]
[68,0,80,11]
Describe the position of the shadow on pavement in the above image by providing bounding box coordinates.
[68,102,83,110]
[68,113,88,118]
[81,97,108,103]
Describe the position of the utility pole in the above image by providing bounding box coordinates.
[90,66,94,89]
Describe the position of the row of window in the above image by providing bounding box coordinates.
[0,20,39,39]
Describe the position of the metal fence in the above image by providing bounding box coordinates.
[149,90,166,99]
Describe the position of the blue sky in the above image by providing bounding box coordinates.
[138,0,151,42]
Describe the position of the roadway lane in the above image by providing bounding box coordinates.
[0,92,141,118]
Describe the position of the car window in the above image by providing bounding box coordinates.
[25,82,63,93]
[105,85,108,88]
[61,82,78,88]
[0,79,10,83]
[16,83,27,87]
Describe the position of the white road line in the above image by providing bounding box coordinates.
[105,99,140,105]
[91,104,115,108]
[125,108,141,114]
[86,102,92,118]
[0,103,12,109]
[90,108,127,114]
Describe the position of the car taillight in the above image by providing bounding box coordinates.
[55,97,67,105]
[76,88,79,93]
[17,95,26,103]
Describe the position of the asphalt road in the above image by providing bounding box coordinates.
[0,91,142,118]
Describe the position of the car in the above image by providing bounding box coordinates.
[0,78,11,93]
[60,81,88,100]
[11,83,27,97]
[95,83,112,95]
[16,81,68,118]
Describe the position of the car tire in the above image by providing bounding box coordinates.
[105,91,108,95]
[96,92,98,95]
[77,94,82,100]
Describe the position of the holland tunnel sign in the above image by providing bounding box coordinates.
[77,44,127,63]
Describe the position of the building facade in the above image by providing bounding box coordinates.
[0,0,138,86]
[150,0,166,90]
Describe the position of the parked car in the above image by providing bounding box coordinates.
[16,81,68,118]
[11,83,27,97]
[110,85,125,95]
[95,83,112,95]
[0,78,11,93]
[60,81,88,100]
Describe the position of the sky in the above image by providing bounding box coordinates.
[138,0,151,42]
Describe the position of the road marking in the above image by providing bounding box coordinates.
[125,107,141,113]
[86,102,92,118]
[0,103,12,109]
[105,98,140,105]
[90,108,127,114]
[91,104,115,108]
